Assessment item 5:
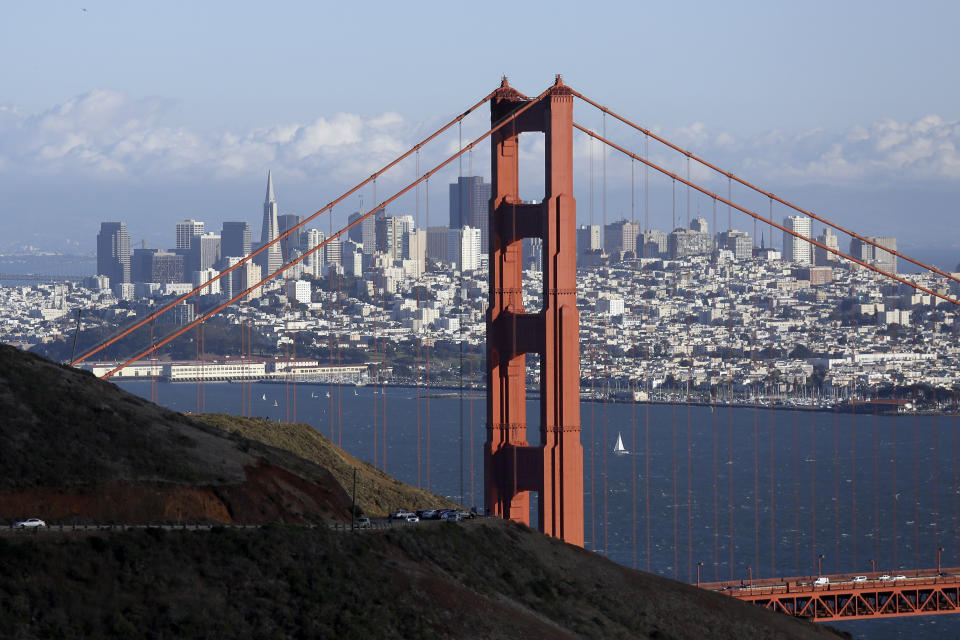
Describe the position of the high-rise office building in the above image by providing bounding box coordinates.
[190,233,221,275]
[348,210,377,254]
[668,227,712,258]
[783,215,813,265]
[403,229,427,274]
[131,248,184,284]
[427,226,449,264]
[449,176,491,252]
[302,228,326,278]
[638,229,667,258]
[814,228,840,266]
[221,221,251,260]
[716,230,752,260]
[577,225,602,255]
[258,170,283,274]
[448,226,481,271]
[96,222,131,285]
[377,214,415,260]
[325,238,341,266]
[175,219,204,250]
[277,213,302,259]
[850,236,898,273]
[604,220,640,256]
[690,216,709,234]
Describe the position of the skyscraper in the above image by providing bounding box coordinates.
[348,210,377,254]
[576,225,602,256]
[258,170,283,275]
[604,220,640,256]
[448,226,481,271]
[221,221,251,260]
[783,215,813,265]
[175,219,205,250]
[189,233,221,275]
[302,228,326,278]
[449,176,491,252]
[277,213,302,259]
[96,222,131,285]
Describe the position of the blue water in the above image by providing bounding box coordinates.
[116,380,959,639]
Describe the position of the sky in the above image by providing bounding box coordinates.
[2,0,959,259]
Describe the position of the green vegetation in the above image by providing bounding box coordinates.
[195,414,461,517]
[0,522,847,640]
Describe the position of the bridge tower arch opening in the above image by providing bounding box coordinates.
[485,76,584,546]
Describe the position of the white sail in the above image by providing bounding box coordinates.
[613,431,629,455]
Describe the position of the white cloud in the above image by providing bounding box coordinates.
[3,89,960,196]
[0,90,415,184]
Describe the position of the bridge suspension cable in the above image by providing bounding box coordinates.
[569,90,960,287]
[91,85,555,379]
[572,123,960,308]
[71,87,502,369]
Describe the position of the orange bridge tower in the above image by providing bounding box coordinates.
[485,76,584,546]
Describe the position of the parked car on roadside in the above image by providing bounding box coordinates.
[13,518,46,528]
[405,515,419,523]
[389,510,415,520]
[440,511,461,522]
[355,517,372,529]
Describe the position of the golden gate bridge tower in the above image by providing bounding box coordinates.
[485,76,584,546]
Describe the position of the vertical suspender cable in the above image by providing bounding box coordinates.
[834,398,840,573]
[673,399,678,579]
[687,387,693,582]
[728,385,734,580]
[459,121,465,504]
[873,401,880,570]
[415,156,422,487]
[933,389,939,559]
[810,383,817,576]
[851,381,857,573]
[631,157,638,571]
[754,381,760,579]
[426,176,431,491]
[914,390,920,572]
[892,386,899,570]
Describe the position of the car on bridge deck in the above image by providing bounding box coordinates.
[878,574,892,581]
[852,575,868,583]
[813,577,829,586]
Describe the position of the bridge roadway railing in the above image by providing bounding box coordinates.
[701,569,960,621]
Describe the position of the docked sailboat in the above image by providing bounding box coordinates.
[613,432,629,456]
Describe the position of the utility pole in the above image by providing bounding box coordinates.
[351,467,358,532]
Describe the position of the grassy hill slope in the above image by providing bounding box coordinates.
[195,414,462,517]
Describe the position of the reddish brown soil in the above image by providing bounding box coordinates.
[0,462,353,525]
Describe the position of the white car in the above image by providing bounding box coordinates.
[852,576,868,583]
[13,518,46,528]
[405,515,419,523]
[893,575,907,581]
[814,577,829,586]
[878,574,892,581]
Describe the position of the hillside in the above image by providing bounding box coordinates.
[0,522,847,640]
[194,414,462,517]
[0,344,404,525]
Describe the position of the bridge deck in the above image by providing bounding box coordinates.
[702,569,960,621]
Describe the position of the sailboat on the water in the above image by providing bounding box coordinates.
[613,432,629,456]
